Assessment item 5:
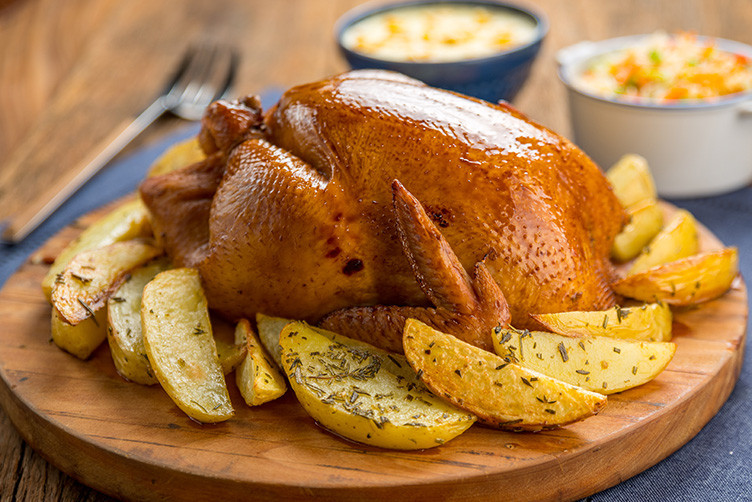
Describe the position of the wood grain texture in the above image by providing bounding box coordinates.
[3,0,752,222]
[1,0,752,500]
[0,201,746,501]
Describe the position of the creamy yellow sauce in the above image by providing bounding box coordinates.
[342,4,537,63]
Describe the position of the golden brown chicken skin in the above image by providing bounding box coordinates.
[141,70,625,349]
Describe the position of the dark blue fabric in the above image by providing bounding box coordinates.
[0,124,200,283]
[0,92,750,499]
[587,190,752,502]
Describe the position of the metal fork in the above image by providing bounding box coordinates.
[3,42,238,243]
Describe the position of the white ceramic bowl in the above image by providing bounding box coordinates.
[557,35,752,198]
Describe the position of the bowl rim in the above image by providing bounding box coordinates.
[334,0,548,67]
[557,33,752,111]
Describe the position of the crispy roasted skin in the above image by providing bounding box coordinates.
[140,70,626,336]
[320,180,510,353]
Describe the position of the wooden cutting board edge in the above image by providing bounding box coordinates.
[0,200,747,502]
[0,306,745,501]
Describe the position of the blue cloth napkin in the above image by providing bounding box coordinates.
[0,95,750,499]
[0,124,201,283]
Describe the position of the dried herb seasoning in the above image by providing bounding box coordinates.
[387,355,402,368]
[190,400,209,413]
[71,273,92,284]
[498,418,523,427]
[616,305,631,322]
[77,298,99,326]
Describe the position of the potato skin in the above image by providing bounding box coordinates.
[42,199,152,300]
[531,303,673,342]
[107,257,170,384]
[50,240,161,360]
[493,328,676,394]
[628,210,699,275]
[146,137,205,178]
[612,200,664,262]
[403,319,606,431]
[235,319,286,406]
[280,321,476,449]
[606,154,656,208]
[255,313,289,369]
[614,248,739,306]
[52,240,161,325]
[141,268,234,423]
[51,305,107,360]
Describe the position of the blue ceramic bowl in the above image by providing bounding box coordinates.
[335,0,547,103]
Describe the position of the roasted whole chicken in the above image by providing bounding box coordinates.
[141,70,626,353]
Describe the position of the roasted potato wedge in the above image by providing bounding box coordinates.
[629,210,699,275]
[403,319,606,430]
[211,314,248,375]
[50,240,161,360]
[141,268,233,423]
[493,327,676,394]
[531,303,672,342]
[42,198,152,300]
[52,240,161,325]
[51,303,108,360]
[614,248,739,306]
[146,137,206,178]
[612,199,664,262]
[280,321,476,449]
[606,154,656,209]
[236,319,287,406]
[256,313,290,369]
[107,257,171,384]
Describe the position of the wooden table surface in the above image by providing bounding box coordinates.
[1,0,751,499]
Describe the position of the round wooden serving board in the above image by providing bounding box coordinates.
[0,201,747,502]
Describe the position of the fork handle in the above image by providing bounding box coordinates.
[2,98,168,243]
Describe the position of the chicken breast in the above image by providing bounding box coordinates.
[141,70,625,348]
